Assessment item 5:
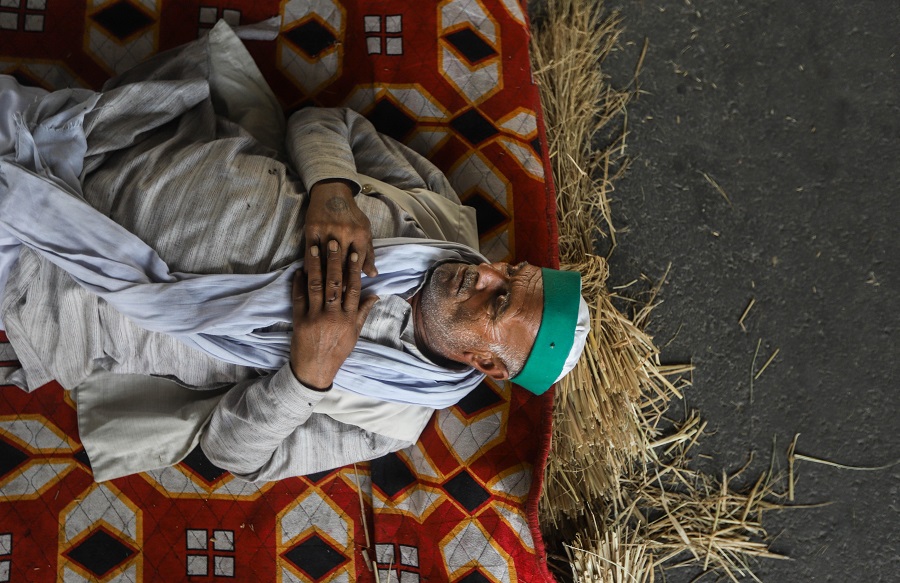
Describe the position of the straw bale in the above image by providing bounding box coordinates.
[531,0,650,520]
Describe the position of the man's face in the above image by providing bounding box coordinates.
[413,261,544,379]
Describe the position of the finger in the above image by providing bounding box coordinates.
[304,226,321,269]
[292,269,308,318]
[343,249,362,313]
[341,233,355,284]
[324,239,343,310]
[362,239,377,278]
[306,243,323,312]
[356,295,379,331]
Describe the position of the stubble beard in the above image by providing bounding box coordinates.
[416,262,524,377]
[417,262,478,360]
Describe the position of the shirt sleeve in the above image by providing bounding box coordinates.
[286,107,457,196]
[286,107,364,193]
[199,363,414,481]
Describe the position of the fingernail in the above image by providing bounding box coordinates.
[328,240,338,252]
[350,252,359,263]
[310,246,319,257]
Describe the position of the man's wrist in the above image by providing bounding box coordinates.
[310,178,358,198]
[289,360,334,392]
[268,365,331,415]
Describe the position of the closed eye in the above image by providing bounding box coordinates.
[494,291,510,318]
[508,262,527,276]
[496,263,526,317]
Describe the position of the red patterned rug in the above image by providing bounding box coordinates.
[0,1,559,581]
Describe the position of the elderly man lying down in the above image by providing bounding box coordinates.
[0,22,588,482]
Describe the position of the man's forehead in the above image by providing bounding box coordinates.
[509,264,544,360]
[513,262,543,288]
[510,263,544,325]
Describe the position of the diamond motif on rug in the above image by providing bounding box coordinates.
[73,447,92,470]
[372,452,417,499]
[284,18,337,58]
[459,569,492,583]
[65,529,135,577]
[443,470,491,512]
[455,381,504,417]
[283,534,347,581]
[463,191,510,237]
[368,98,417,141]
[445,28,497,64]
[451,109,499,146]
[178,445,228,485]
[91,1,153,40]
[304,468,336,484]
[0,437,27,479]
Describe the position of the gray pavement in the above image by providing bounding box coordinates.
[537,1,899,581]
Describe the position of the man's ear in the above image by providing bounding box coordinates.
[463,351,509,380]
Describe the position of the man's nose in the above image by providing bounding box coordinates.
[474,263,508,291]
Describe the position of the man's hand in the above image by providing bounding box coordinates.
[306,179,377,278]
[290,239,378,390]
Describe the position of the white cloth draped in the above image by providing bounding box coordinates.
[0,75,487,409]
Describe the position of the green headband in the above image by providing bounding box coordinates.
[511,268,582,395]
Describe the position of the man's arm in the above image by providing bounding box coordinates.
[288,107,460,200]
[201,236,380,479]
[290,107,472,277]
[198,365,327,476]
[198,366,414,481]
[289,107,383,277]
[288,107,365,194]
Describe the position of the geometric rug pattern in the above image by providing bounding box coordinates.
[0,1,559,580]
